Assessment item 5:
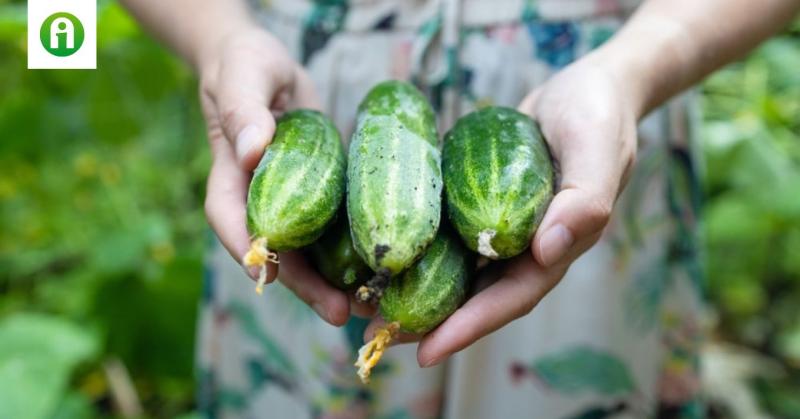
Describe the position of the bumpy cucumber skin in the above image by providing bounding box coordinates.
[347,81,442,275]
[443,106,554,259]
[379,229,472,334]
[247,110,346,251]
[306,213,372,290]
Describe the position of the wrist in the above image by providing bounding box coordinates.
[578,48,645,122]
[586,15,696,120]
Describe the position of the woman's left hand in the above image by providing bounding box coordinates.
[366,55,640,367]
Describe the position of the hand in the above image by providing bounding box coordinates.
[366,55,639,366]
[198,27,351,326]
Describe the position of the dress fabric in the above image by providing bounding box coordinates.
[197,1,706,418]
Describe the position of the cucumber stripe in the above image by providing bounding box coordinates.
[421,235,452,308]
[268,132,325,218]
[266,135,326,232]
[489,131,500,205]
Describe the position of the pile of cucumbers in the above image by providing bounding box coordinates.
[243,81,554,383]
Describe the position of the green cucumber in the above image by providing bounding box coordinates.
[443,106,554,259]
[244,109,346,292]
[380,228,472,334]
[347,81,442,279]
[355,228,472,383]
[306,213,372,290]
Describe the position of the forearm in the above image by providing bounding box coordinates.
[591,0,800,119]
[119,0,256,70]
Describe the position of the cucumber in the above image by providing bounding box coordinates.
[355,228,472,383]
[244,110,346,293]
[443,106,554,259]
[306,212,372,290]
[380,228,472,334]
[347,81,442,282]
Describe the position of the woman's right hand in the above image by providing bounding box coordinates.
[198,27,351,326]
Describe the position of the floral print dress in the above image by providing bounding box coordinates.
[197,1,706,418]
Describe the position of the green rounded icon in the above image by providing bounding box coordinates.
[40,12,85,57]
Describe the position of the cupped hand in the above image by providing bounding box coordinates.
[198,27,351,326]
[366,56,639,366]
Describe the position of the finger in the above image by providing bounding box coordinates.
[471,258,509,294]
[517,88,541,114]
[364,316,422,346]
[290,67,322,111]
[211,61,294,170]
[350,295,378,318]
[277,251,350,326]
[528,111,635,268]
[416,255,565,367]
[534,185,617,267]
[204,135,264,265]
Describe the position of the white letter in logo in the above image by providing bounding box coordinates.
[50,17,74,49]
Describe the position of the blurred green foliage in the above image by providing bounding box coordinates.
[0,1,208,417]
[701,22,800,417]
[0,1,798,417]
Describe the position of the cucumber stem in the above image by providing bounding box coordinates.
[477,229,499,259]
[354,321,399,384]
[242,237,280,295]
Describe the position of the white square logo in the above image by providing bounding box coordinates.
[28,0,96,69]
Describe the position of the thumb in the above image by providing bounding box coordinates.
[212,62,295,171]
[531,123,633,268]
[218,96,276,171]
[533,187,611,267]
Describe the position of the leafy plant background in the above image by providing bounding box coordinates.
[0,1,797,417]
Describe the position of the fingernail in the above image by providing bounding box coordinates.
[422,355,445,368]
[311,302,330,323]
[539,224,574,266]
[235,125,263,163]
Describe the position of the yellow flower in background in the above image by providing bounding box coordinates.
[99,162,121,185]
[73,152,98,178]
[0,177,16,200]
[151,241,175,264]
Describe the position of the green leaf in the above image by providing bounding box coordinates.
[97,3,140,47]
[777,323,800,363]
[91,256,201,382]
[0,313,99,419]
[531,346,635,396]
[706,196,771,243]
[0,4,25,32]
[49,392,96,419]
